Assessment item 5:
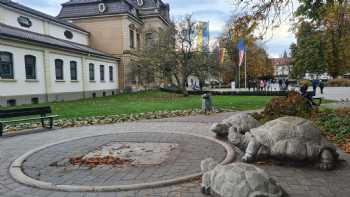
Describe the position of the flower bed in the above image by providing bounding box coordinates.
[3,108,237,135]
[313,108,350,153]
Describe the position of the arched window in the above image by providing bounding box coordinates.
[25,55,36,80]
[70,61,78,81]
[55,59,64,80]
[0,52,14,79]
[100,65,105,81]
[109,66,113,81]
[89,63,95,81]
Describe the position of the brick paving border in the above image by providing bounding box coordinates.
[0,112,349,197]
[10,131,235,192]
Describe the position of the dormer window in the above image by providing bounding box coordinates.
[98,3,107,13]
[64,30,73,39]
[154,0,160,7]
[131,8,137,16]
[17,16,32,28]
[137,0,144,6]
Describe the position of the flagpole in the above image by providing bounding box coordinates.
[244,50,247,89]
[238,62,240,89]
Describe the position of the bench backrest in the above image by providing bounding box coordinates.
[0,106,52,118]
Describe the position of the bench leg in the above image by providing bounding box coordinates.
[0,123,3,137]
[49,117,54,129]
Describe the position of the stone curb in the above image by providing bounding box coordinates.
[9,131,235,192]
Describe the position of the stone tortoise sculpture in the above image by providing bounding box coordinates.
[228,116,339,170]
[201,158,286,197]
[210,113,261,138]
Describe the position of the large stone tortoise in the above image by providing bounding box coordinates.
[210,113,261,138]
[201,158,285,197]
[229,116,339,170]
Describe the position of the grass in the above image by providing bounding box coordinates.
[1,91,273,119]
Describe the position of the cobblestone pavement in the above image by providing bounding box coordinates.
[22,132,226,186]
[316,87,350,101]
[0,112,350,197]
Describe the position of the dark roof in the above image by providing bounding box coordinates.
[270,57,293,66]
[58,0,135,19]
[0,0,89,33]
[58,0,169,22]
[0,23,117,60]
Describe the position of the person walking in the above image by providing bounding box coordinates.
[285,79,289,91]
[312,79,319,96]
[319,80,325,94]
[278,79,283,91]
[267,79,272,91]
[260,80,264,91]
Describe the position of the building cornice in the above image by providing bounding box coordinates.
[140,14,169,26]
[0,35,119,61]
[63,13,144,25]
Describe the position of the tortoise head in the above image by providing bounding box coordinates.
[210,123,230,138]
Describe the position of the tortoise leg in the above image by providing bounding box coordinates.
[242,138,261,163]
[319,149,336,170]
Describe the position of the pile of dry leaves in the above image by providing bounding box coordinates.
[69,156,133,168]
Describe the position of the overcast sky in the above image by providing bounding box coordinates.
[14,0,295,57]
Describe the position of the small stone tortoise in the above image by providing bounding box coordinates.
[230,116,339,170]
[210,113,261,138]
[201,158,285,197]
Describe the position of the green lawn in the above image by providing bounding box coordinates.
[3,91,272,119]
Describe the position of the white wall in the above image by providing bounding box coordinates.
[0,44,46,96]
[49,53,83,94]
[0,6,89,45]
[85,59,118,91]
[0,6,44,34]
[47,23,89,45]
[0,43,118,100]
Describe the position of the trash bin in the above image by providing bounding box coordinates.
[202,93,212,113]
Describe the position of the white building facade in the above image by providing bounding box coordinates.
[0,0,119,107]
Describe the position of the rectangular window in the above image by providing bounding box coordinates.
[145,33,153,48]
[0,52,14,79]
[55,59,64,80]
[70,61,77,81]
[25,55,36,80]
[109,66,113,81]
[130,29,135,49]
[136,33,141,49]
[89,63,95,81]
[100,65,105,81]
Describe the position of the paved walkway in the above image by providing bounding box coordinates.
[0,112,349,197]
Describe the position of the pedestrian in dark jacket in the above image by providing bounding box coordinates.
[319,81,325,94]
[312,79,319,96]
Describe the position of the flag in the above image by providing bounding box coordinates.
[196,22,210,52]
[236,39,245,67]
[218,48,225,65]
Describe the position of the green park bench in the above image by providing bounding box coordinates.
[0,106,58,136]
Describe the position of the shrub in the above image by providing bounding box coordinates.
[327,79,350,87]
[299,80,311,87]
[255,91,314,122]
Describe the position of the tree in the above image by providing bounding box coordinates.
[220,14,273,86]
[232,0,350,77]
[129,15,221,95]
[290,22,328,78]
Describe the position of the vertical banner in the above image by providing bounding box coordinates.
[196,22,210,52]
[218,48,225,65]
[196,22,203,51]
[202,22,209,52]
